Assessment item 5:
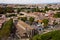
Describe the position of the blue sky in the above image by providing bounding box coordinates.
[0,0,60,4]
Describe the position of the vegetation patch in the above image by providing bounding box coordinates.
[33,30,60,40]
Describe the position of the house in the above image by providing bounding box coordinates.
[15,20,38,39]
[0,15,6,28]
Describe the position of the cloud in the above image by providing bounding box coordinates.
[0,0,60,4]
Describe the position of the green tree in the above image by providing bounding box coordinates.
[5,7,14,13]
[29,17,34,25]
[54,12,60,18]
[33,30,60,40]
[44,6,49,11]
[21,17,27,22]
[0,8,6,14]
[6,14,17,17]
[0,19,13,39]
[17,8,21,13]
[32,7,40,12]
[42,19,49,27]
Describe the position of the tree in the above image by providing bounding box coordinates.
[6,14,17,17]
[17,8,21,13]
[36,7,40,12]
[54,12,60,18]
[32,30,60,40]
[21,17,27,22]
[44,6,55,12]
[45,6,49,11]
[42,19,49,27]
[0,8,6,14]
[53,20,58,26]
[40,10,46,13]
[29,17,34,25]
[0,19,13,40]
[5,7,14,13]
[32,7,40,12]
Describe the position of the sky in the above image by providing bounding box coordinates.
[0,0,60,4]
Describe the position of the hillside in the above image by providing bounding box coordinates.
[33,30,60,40]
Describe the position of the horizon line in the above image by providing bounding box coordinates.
[0,2,60,5]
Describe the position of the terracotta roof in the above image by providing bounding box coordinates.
[16,20,34,37]
[18,20,33,30]
[37,20,42,23]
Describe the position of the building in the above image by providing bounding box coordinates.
[0,15,6,28]
[14,20,38,39]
